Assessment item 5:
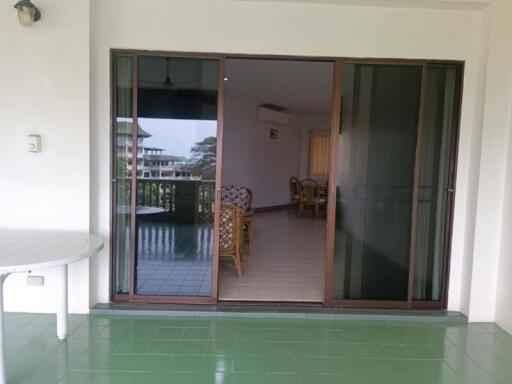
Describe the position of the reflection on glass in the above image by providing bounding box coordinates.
[114,56,133,294]
[332,64,422,301]
[413,66,458,301]
[134,56,219,297]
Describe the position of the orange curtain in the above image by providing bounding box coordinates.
[308,129,330,181]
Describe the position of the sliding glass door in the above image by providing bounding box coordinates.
[326,61,461,308]
[413,65,460,305]
[331,64,422,304]
[111,52,224,304]
[111,52,460,308]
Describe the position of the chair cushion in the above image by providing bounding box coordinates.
[221,185,251,210]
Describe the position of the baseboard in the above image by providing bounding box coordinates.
[253,204,291,213]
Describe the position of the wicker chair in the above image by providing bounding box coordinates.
[221,185,254,255]
[219,203,244,277]
[298,179,327,219]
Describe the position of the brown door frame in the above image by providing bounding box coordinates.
[110,50,225,305]
[110,49,463,309]
[324,59,463,309]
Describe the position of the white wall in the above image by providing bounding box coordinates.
[489,0,512,333]
[0,0,504,325]
[91,0,485,314]
[465,2,508,322]
[222,96,301,208]
[1,0,508,323]
[452,7,491,319]
[298,115,332,180]
[0,0,91,313]
[497,137,512,333]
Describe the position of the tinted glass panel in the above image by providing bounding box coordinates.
[332,64,422,301]
[134,56,219,297]
[413,66,458,301]
[114,56,134,294]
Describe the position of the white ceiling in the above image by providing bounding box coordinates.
[225,59,334,114]
[230,0,490,10]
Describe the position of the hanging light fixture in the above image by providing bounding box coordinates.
[14,0,41,27]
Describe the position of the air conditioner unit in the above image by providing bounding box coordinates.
[258,106,291,126]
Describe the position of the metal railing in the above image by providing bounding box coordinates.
[135,178,215,223]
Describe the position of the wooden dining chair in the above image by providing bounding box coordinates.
[219,203,244,277]
[221,185,254,255]
[298,178,327,219]
[289,176,301,209]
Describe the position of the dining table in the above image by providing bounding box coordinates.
[0,229,104,384]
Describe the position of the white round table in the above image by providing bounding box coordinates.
[116,206,166,215]
[0,229,104,384]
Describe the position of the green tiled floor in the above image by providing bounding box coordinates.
[4,313,512,383]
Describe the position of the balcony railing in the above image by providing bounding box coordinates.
[116,178,215,223]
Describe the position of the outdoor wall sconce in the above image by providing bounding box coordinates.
[14,0,41,27]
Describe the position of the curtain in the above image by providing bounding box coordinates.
[115,56,134,294]
[413,66,456,301]
[308,129,330,181]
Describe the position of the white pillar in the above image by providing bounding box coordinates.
[467,0,512,323]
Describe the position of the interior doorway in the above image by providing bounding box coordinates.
[219,58,334,302]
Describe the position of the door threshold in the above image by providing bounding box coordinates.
[91,303,466,324]
[217,300,323,307]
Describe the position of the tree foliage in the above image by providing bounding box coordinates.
[190,136,217,180]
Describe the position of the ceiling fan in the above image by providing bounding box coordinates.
[141,58,192,90]
[162,58,175,88]
[139,57,217,106]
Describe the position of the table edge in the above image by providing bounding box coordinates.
[0,235,104,274]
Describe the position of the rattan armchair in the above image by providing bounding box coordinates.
[221,185,254,255]
[219,203,244,277]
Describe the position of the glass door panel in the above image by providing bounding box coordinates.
[413,65,459,302]
[113,55,134,295]
[332,64,422,301]
[134,56,219,297]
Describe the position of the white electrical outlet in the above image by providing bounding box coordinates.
[27,134,41,153]
[26,275,45,286]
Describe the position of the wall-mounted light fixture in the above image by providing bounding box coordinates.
[14,0,41,27]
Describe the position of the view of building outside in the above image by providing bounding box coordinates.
[116,118,217,181]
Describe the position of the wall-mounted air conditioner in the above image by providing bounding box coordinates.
[258,105,291,126]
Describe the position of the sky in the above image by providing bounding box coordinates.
[138,118,217,158]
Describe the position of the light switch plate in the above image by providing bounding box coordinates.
[28,134,41,153]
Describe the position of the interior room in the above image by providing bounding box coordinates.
[219,58,334,302]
